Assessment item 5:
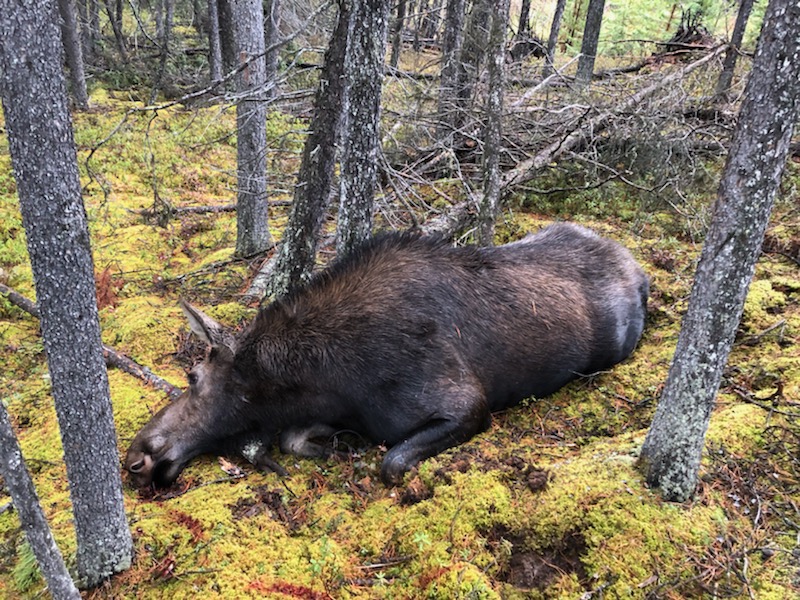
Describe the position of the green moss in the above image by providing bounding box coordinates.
[742,280,786,332]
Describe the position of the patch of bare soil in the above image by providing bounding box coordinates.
[488,525,589,591]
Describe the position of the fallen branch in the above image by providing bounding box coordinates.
[501,44,727,190]
[130,200,293,219]
[0,283,182,400]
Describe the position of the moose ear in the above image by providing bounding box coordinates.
[179,300,236,354]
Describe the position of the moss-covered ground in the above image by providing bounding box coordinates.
[1,89,799,599]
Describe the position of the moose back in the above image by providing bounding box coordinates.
[126,223,649,487]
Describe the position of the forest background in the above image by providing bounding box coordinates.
[0,0,799,598]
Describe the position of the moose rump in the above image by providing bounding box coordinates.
[125,223,649,487]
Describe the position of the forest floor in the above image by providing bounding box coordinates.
[0,87,799,599]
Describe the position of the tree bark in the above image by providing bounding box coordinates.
[0,0,133,587]
[542,0,567,77]
[389,0,407,68]
[232,0,272,256]
[715,0,756,98]
[150,0,174,104]
[0,405,81,600]
[257,0,352,299]
[640,0,800,503]
[437,0,467,142]
[218,0,237,74]
[456,0,491,111]
[264,0,282,99]
[58,0,89,110]
[102,0,128,61]
[207,0,223,80]
[575,0,606,85]
[478,0,509,246]
[336,0,391,256]
[517,0,531,36]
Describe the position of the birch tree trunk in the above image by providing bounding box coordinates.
[58,0,89,109]
[478,0,509,246]
[232,0,272,256]
[575,0,606,85]
[640,0,800,503]
[715,0,756,98]
[0,0,133,586]
[336,0,390,256]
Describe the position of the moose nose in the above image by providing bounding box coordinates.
[128,458,146,473]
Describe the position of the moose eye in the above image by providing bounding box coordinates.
[187,371,198,386]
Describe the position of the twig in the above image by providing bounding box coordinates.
[0,282,182,399]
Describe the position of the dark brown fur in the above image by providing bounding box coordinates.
[126,223,648,487]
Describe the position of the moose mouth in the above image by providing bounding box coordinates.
[125,449,191,489]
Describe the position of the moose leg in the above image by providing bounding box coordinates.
[380,404,491,486]
[236,432,288,476]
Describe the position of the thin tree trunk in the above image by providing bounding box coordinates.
[0,405,81,600]
[478,0,509,246]
[264,0,282,99]
[232,0,272,257]
[76,0,95,61]
[542,0,567,77]
[715,0,756,98]
[456,0,491,111]
[390,0,407,68]
[640,0,800,503]
[575,0,606,85]
[207,0,223,80]
[218,0,237,74]
[336,0,391,256]
[255,0,352,299]
[0,0,133,586]
[103,0,128,61]
[437,0,467,142]
[517,0,531,36]
[149,0,174,104]
[58,0,90,110]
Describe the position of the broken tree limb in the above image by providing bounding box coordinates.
[501,44,727,190]
[0,283,182,400]
[419,45,727,239]
[129,200,293,219]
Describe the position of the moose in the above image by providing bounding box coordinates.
[126,223,649,487]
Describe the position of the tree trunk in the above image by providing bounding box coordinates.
[76,0,95,61]
[0,1,133,587]
[207,0,223,80]
[264,0,282,99]
[218,0,237,74]
[389,0,407,68]
[261,0,352,299]
[456,0,491,111]
[478,0,509,246]
[149,0,174,104]
[542,0,567,77]
[640,0,800,503]
[517,0,531,36]
[575,0,606,85]
[58,0,90,110]
[0,405,81,600]
[715,0,756,98]
[103,0,128,61]
[336,0,391,256]
[437,0,467,142]
[232,0,272,257]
